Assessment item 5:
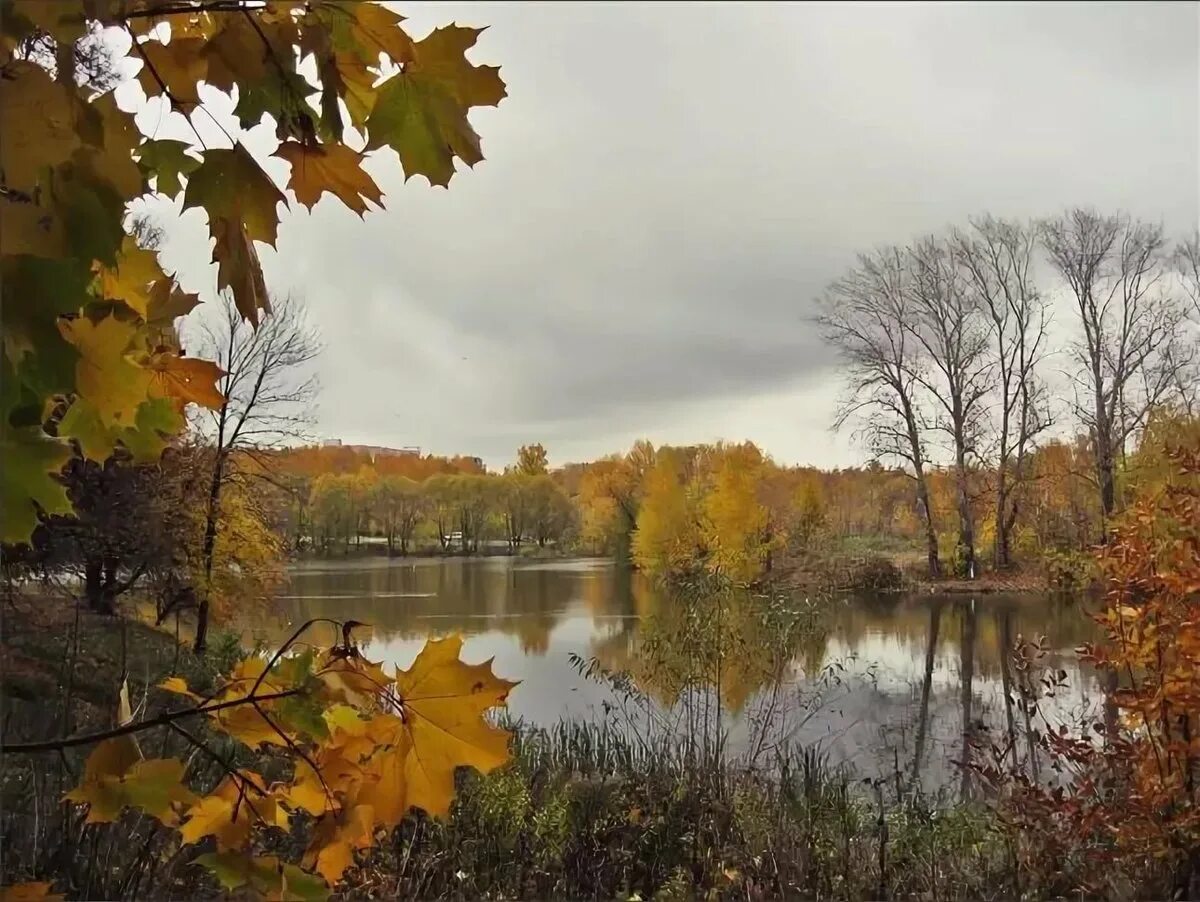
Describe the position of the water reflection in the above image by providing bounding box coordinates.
[265,557,1103,792]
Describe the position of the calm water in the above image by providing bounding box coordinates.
[264,556,1103,791]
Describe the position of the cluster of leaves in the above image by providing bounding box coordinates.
[976,445,1200,896]
[13,629,516,899]
[1,0,504,545]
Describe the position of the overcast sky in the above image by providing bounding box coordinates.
[134,2,1200,471]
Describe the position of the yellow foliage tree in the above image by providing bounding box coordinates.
[701,442,772,584]
[632,449,701,578]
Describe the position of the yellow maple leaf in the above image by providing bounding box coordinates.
[57,314,152,426]
[316,653,393,709]
[273,142,383,217]
[394,634,517,817]
[94,235,167,316]
[180,795,251,850]
[158,676,201,700]
[304,802,376,884]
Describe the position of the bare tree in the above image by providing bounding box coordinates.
[1041,209,1191,526]
[952,216,1051,568]
[818,247,941,577]
[906,237,992,578]
[190,295,320,652]
[1169,231,1200,416]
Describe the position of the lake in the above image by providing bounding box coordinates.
[265,556,1104,794]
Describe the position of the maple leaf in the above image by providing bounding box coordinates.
[330,52,379,130]
[158,675,201,700]
[305,803,376,884]
[209,216,271,325]
[145,277,201,326]
[180,795,251,849]
[194,853,328,902]
[0,61,80,192]
[394,634,517,817]
[144,352,225,410]
[0,426,72,543]
[316,652,393,708]
[65,755,195,827]
[57,399,117,462]
[317,0,415,67]
[274,142,383,216]
[137,36,207,107]
[57,315,151,427]
[118,758,199,827]
[203,15,271,93]
[183,144,287,246]
[364,27,504,187]
[74,94,145,200]
[137,139,201,199]
[94,235,167,317]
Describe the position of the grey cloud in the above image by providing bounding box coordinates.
[153,1,1198,468]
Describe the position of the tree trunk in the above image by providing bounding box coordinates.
[955,444,976,579]
[993,466,1010,569]
[1098,450,1116,523]
[84,557,108,613]
[915,473,941,578]
[196,453,225,654]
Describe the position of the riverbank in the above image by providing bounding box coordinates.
[2,594,1015,900]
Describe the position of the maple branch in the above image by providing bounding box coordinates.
[248,617,342,699]
[120,1,268,19]
[1,688,301,754]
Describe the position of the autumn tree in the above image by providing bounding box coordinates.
[515,442,549,476]
[818,247,942,576]
[952,216,1050,568]
[423,474,458,551]
[373,474,425,555]
[310,472,353,552]
[1041,209,1193,526]
[632,449,702,578]
[191,295,318,651]
[700,442,772,584]
[526,474,574,547]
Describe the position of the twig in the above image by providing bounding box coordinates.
[3,688,302,754]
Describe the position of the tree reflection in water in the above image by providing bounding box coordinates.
[261,557,1102,792]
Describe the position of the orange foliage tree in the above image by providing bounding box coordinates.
[979,445,1200,897]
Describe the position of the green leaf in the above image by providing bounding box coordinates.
[119,758,199,827]
[119,398,185,463]
[137,140,202,199]
[58,399,115,462]
[277,694,330,742]
[0,426,72,544]
[182,144,287,247]
[234,61,317,135]
[366,75,482,188]
[56,165,127,267]
[196,853,330,901]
